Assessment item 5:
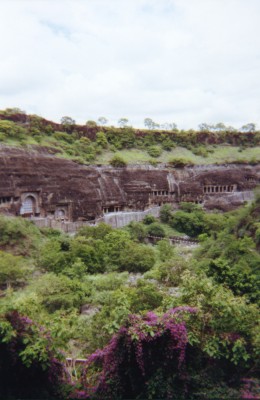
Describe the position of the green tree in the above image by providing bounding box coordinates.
[0,107,26,115]
[96,131,108,148]
[241,123,256,132]
[35,273,88,312]
[60,116,75,133]
[198,123,211,131]
[98,116,108,125]
[118,118,129,127]
[157,239,174,262]
[146,222,166,237]
[170,210,205,237]
[127,221,147,242]
[160,204,173,223]
[143,214,156,225]
[104,230,132,269]
[0,251,30,289]
[119,243,155,272]
[77,222,112,240]
[160,122,177,130]
[85,120,97,127]
[38,238,69,274]
[144,117,158,130]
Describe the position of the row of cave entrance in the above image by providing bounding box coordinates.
[0,183,238,219]
[203,185,236,193]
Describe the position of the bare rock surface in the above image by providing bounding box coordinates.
[0,145,259,223]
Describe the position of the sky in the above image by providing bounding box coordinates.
[0,0,260,129]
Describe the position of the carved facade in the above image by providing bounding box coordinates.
[0,146,259,221]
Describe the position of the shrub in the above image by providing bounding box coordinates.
[109,154,127,167]
[157,238,174,262]
[160,204,173,223]
[170,210,205,237]
[119,243,155,272]
[168,157,194,168]
[147,145,162,158]
[149,158,159,166]
[127,221,147,242]
[35,273,87,312]
[191,146,208,157]
[53,131,74,143]
[0,216,41,255]
[0,251,30,289]
[179,202,202,213]
[77,222,112,240]
[162,138,175,150]
[96,131,108,148]
[0,120,27,139]
[146,222,166,237]
[143,214,156,225]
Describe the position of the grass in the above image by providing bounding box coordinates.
[96,145,260,165]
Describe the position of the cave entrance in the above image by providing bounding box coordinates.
[21,195,36,216]
[55,209,66,220]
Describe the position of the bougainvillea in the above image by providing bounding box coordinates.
[79,306,197,399]
[0,310,65,399]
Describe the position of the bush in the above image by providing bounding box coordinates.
[168,157,194,168]
[160,204,173,223]
[170,210,205,237]
[157,239,174,262]
[147,145,162,158]
[149,158,159,166]
[77,222,112,240]
[127,221,147,242]
[119,243,155,272]
[109,154,127,167]
[162,138,175,151]
[179,202,202,213]
[96,131,108,148]
[0,251,30,289]
[0,216,41,255]
[53,131,74,143]
[143,214,156,225]
[191,146,208,157]
[35,273,88,312]
[0,120,27,139]
[146,222,166,237]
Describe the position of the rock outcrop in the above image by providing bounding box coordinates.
[0,146,259,222]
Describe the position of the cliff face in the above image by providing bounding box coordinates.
[0,146,259,221]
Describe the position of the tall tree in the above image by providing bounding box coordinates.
[118,118,129,127]
[98,116,108,125]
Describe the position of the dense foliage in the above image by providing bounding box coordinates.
[0,311,65,399]
[0,192,259,398]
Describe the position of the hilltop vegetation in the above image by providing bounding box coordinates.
[0,107,259,166]
[0,193,259,398]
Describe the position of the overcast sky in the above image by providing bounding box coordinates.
[0,0,259,129]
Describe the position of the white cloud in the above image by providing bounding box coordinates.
[0,0,259,129]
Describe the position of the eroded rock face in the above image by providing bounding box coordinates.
[0,146,259,221]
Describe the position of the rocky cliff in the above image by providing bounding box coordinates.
[0,146,259,222]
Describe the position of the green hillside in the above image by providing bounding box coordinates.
[0,108,259,166]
